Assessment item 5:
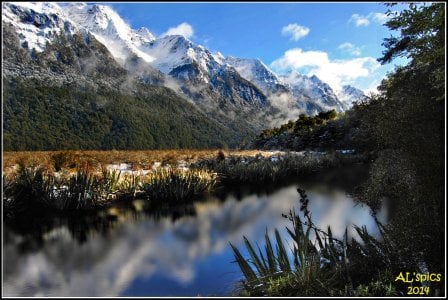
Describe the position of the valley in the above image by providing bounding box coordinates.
[2,2,445,298]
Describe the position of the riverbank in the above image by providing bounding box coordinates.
[3,149,369,223]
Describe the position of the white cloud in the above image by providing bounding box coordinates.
[281,23,310,41]
[338,42,361,56]
[349,14,370,27]
[270,48,381,91]
[162,22,194,39]
[349,12,392,27]
[370,12,390,24]
[271,48,328,69]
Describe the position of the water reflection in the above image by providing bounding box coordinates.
[3,169,387,297]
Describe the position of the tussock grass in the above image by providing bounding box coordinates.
[3,166,119,215]
[142,168,217,203]
[3,165,218,219]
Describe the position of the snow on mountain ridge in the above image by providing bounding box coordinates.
[65,3,156,63]
[212,52,225,65]
[143,34,225,80]
[336,85,367,110]
[3,2,364,114]
[2,2,79,52]
[224,56,281,93]
[279,71,345,112]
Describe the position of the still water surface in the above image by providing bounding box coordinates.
[3,167,387,297]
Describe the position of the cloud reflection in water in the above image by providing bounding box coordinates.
[3,184,386,297]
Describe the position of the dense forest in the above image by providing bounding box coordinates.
[3,77,241,150]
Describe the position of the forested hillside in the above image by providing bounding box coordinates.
[3,77,242,150]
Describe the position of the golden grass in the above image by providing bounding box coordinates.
[2,149,278,175]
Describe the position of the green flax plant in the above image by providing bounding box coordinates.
[230,188,350,296]
[230,188,401,297]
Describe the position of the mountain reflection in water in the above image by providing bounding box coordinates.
[3,168,388,297]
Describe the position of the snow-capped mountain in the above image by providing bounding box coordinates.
[142,35,219,76]
[64,3,155,63]
[336,85,367,110]
[2,1,363,117]
[63,3,266,106]
[224,56,285,94]
[279,72,345,113]
[2,2,80,52]
[224,57,349,114]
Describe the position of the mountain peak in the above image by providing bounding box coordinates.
[64,3,156,63]
[136,26,152,36]
[69,3,131,39]
[5,2,63,14]
[337,85,367,109]
[225,56,280,93]
[3,1,362,118]
[279,72,345,113]
[212,51,225,64]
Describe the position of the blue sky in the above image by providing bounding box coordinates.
[103,2,409,92]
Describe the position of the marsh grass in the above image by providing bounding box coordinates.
[3,164,218,220]
[141,168,217,203]
[193,151,366,184]
[3,166,116,215]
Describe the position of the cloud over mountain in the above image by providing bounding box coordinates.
[270,48,380,92]
[162,22,194,39]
